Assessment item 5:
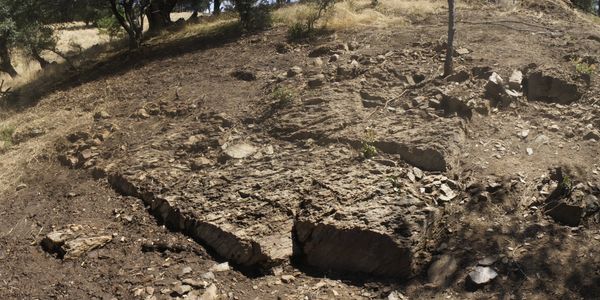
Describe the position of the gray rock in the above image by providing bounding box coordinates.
[134,108,150,119]
[455,48,470,55]
[508,70,523,91]
[94,110,111,120]
[329,54,340,62]
[171,283,192,296]
[348,41,360,51]
[201,271,215,280]
[223,143,257,159]
[209,262,230,272]
[181,266,192,275]
[427,254,458,286]
[468,266,498,286]
[583,129,600,141]
[478,256,497,266]
[313,57,324,67]
[281,275,295,283]
[199,284,218,300]
[307,74,326,88]
[182,278,208,288]
[446,70,470,83]
[287,66,303,77]
[16,183,27,191]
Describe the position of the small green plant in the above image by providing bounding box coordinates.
[559,174,573,194]
[287,22,310,40]
[271,86,296,107]
[97,14,125,40]
[575,62,595,75]
[0,126,15,147]
[361,128,378,159]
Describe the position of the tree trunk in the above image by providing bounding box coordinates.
[32,48,50,69]
[443,0,455,77]
[0,41,18,78]
[213,0,221,15]
[146,0,178,32]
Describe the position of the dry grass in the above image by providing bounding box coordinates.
[146,13,240,45]
[0,106,92,195]
[273,0,465,31]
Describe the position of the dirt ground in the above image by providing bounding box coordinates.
[1,1,600,299]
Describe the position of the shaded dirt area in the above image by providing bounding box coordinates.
[2,1,600,299]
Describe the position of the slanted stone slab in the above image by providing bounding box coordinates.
[271,89,465,172]
[107,142,350,270]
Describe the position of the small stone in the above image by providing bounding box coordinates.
[412,167,424,180]
[307,74,326,88]
[201,272,215,280]
[199,284,218,300]
[287,66,303,77]
[181,266,192,275]
[182,278,208,288]
[281,275,295,283]
[134,108,150,119]
[519,129,529,139]
[583,129,600,141]
[387,291,408,300]
[223,143,257,159]
[428,254,458,287]
[549,125,560,132]
[16,183,27,191]
[526,148,533,156]
[478,256,497,266]
[348,41,360,51]
[94,110,111,120]
[455,48,470,55]
[172,284,192,296]
[313,58,324,67]
[191,157,213,170]
[329,54,340,62]
[508,70,523,91]
[209,262,230,272]
[467,266,498,287]
[146,287,155,295]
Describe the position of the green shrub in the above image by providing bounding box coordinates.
[361,128,378,158]
[271,86,296,107]
[0,126,15,147]
[575,61,595,75]
[96,14,124,40]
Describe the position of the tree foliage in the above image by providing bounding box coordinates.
[0,0,56,77]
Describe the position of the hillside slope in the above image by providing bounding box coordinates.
[1,1,600,299]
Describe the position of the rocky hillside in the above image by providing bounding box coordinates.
[1,1,600,299]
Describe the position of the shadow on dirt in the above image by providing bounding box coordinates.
[1,20,247,111]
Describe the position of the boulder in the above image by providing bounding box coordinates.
[525,71,581,104]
